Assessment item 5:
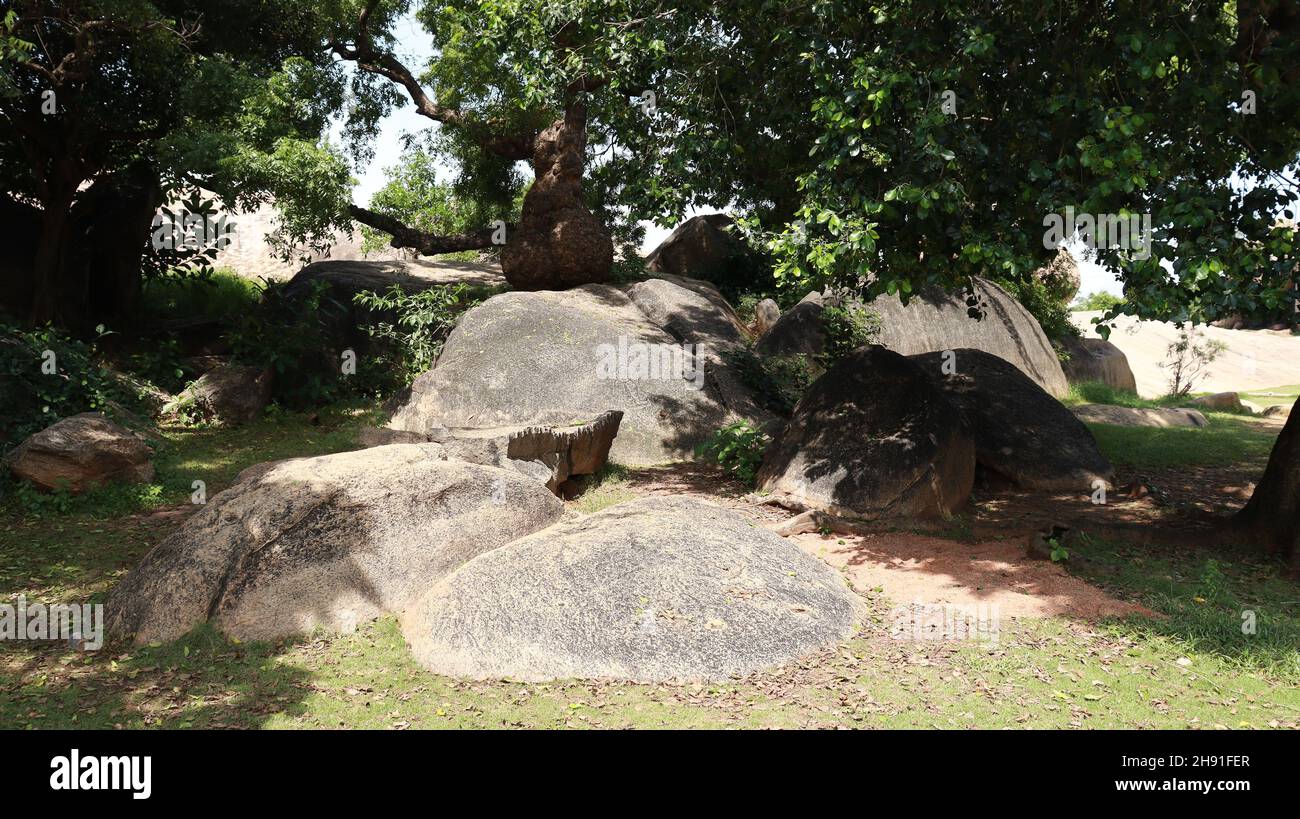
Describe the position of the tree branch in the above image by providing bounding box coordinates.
[348,205,506,256]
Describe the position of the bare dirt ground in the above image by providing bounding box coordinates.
[1072,311,1300,398]
[604,463,1194,624]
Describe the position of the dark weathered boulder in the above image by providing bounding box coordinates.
[1060,336,1138,393]
[755,300,825,358]
[757,346,975,519]
[4,412,153,493]
[171,363,271,425]
[106,445,563,644]
[401,496,862,682]
[910,349,1114,492]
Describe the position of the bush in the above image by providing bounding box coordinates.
[993,276,1077,342]
[353,284,482,390]
[724,347,815,416]
[0,321,135,451]
[229,279,345,408]
[818,302,881,368]
[138,267,263,324]
[695,420,770,485]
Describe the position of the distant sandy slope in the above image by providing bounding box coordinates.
[1072,311,1300,398]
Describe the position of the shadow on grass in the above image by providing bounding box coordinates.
[1065,534,1300,681]
[0,624,313,729]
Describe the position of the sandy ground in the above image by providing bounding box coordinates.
[1072,311,1300,398]
[790,531,1153,620]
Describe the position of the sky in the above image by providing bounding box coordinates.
[339,13,1125,297]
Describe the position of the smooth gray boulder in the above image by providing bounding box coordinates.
[4,412,153,493]
[911,349,1114,491]
[753,298,781,336]
[1060,336,1138,393]
[106,444,563,644]
[387,280,760,465]
[757,346,975,519]
[401,496,862,682]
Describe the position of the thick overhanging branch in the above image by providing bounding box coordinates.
[348,205,505,256]
[330,0,536,161]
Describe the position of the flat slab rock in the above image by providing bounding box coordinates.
[1072,404,1208,428]
[401,496,863,683]
[106,444,563,644]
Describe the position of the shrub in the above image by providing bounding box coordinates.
[138,267,263,324]
[353,284,481,389]
[817,302,881,368]
[229,279,345,408]
[1164,328,1227,396]
[724,347,815,416]
[0,321,133,451]
[994,276,1077,342]
[695,420,770,485]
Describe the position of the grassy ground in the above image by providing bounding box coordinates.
[1,400,1296,729]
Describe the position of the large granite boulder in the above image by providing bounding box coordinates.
[1060,336,1138,393]
[106,444,563,644]
[4,412,153,493]
[756,277,1069,398]
[1190,392,1246,413]
[387,279,763,465]
[401,496,862,682]
[910,349,1114,491]
[169,363,272,425]
[757,346,975,519]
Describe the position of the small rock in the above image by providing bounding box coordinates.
[3,412,153,493]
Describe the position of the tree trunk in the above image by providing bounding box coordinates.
[29,192,75,325]
[500,101,613,290]
[1233,397,1300,569]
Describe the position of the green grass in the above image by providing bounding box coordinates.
[137,267,263,324]
[1239,384,1299,410]
[569,463,636,514]
[1087,414,1279,468]
[1,396,1297,729]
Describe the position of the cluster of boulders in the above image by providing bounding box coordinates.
[14,213,1199,683]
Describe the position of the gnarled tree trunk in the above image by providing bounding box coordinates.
[500,102,613,290]
[1233,398,1300,570]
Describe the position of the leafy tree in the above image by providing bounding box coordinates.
[0,0,351,327]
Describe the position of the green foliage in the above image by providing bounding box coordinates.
[993,276,1077,342]
[1164,328,1228,396]
[0,321,132,450]
[818,303,881,368]
[138,267,264,324]
[695,421,770,485]
[353,284,486,390]
[358,145,521,257]
[229,279,344,408]
[1073,291,1127,313]
[723,348,816,417]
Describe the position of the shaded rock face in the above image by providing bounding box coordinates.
[870,278,1070,398]
[4,412,153,493]
[401,496,862,683]
[645,213,748,279]
[755,300,825,358]
[755,278,1068,397]
[175,364,272,425]
[1060,336,1138,393]
[501,116,613,290]
[757,346,975,520]
[1072,404,1208,428]
[105,445,563,644]
[910,349,1114,492]
[387,279,760,465]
